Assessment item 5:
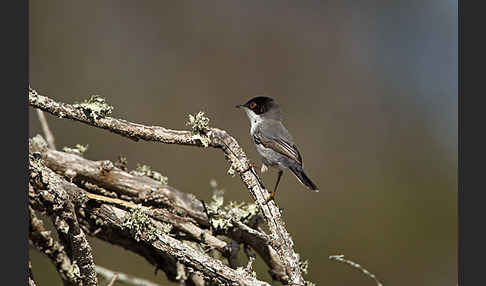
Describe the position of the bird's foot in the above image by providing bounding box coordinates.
[263,191,276,205]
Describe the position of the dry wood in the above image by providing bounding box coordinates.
[29,150,270,286]
[29,204,80,286]
[29,157,98,286]
[29,88,306,285]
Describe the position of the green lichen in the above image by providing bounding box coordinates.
[68,260,81,279]
[186,111,211,147]
[160,221,173,234]
[296,253,310,275]
[186,111,210,134]
[130,164,168,185]
[73,95,113,120]
[114,155,128,171]
[31,134,48,151]
[123,206,166,242]
[227,165,236,177]
[206,180,260,231]
[62,144,89,155]
[299,258,309,275]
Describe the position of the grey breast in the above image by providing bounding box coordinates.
[253,119,296,167]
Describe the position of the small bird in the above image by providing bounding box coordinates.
[236,96,319,203]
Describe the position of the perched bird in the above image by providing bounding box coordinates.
[236,96,319,203]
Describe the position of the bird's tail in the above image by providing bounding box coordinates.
[288,164,319,192]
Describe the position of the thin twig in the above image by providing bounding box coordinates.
[36,109,56,149]
[106,273,119,286]
[31,87,56,149]
[29,90,303,284]
[96,265,161,286]
[329,254,383,286]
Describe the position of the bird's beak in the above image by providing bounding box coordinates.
[235,104,243,109]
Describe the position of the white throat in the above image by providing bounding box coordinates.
[245,109,263,135]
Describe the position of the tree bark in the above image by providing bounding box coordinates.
[28,88,307,285]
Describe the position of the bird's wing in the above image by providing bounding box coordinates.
[253,120,303,165]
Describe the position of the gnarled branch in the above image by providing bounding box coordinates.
[29,204,80,286]
[29,88,304,285]
[29,150,270,286]
[30,135,287,282]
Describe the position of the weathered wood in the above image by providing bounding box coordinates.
[29,88,305,285]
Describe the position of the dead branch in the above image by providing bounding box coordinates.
[29,204,80,286]
[30,134,287,282]
[30,135,287,283]
[29,157,98,286]
[329,255,383,286]
[29,87,305,285]
[29,150,270,286]
[30,123,292,280]
[36,108,56,150]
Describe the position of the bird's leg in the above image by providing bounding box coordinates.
[265,170,283,204]
[261,163,268,173]
[248,159,259,170]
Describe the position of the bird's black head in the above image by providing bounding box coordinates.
[236,96,277,115]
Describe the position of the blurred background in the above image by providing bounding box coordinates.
[29,0,457,285]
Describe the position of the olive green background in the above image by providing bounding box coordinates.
[29,1,457,285]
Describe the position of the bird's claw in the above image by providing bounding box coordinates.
[263,191,276,205]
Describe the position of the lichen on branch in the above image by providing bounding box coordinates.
[206,180,260,231]
[29,90,307,285]
[62,144,89,156]
[186,111,211,147]
[73,95,114,120]
[130,163,168,185]
[122,205,171,242]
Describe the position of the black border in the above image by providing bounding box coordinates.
[2,0,28,285]
[459,1,485,285]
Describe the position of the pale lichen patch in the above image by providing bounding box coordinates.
[130,164,168,185]
[73,95,113,120]
[186,111,211,147]
[31,134,49,152]
[206,180,260,231]
[227,165,236,177]
[62,144,89,155]
[298,258,309,275]
[68,260,81,279]
[122,206,168,242]
[186,111,210,134]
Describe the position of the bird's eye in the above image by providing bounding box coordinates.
[249,102,257,109]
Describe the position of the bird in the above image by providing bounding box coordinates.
[236,96,319,203]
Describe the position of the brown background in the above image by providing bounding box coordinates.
[29,1,457,285]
